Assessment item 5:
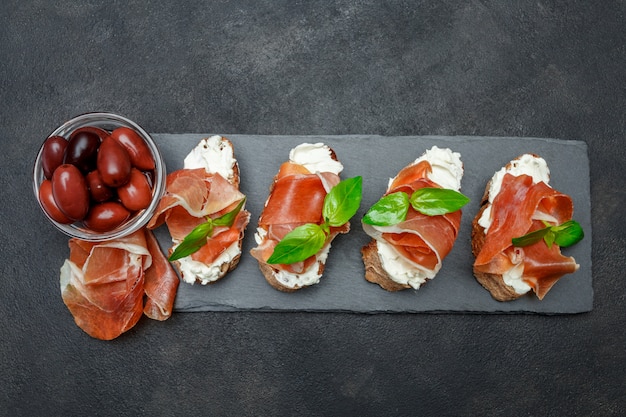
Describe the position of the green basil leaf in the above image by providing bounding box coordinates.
[409,187,470,216]
[362,192,410,226]
[552,220,584,248]
[512,227,550,247]
[512,220,584,249]
[543,230,556,249]
[266,224,326,265]
[322,176,363,227]
[168,221,214,261]
[213,197,246,227]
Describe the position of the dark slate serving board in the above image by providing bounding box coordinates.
[152,135,592,314]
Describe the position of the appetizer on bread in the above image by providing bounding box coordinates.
[361,146,468,291]
[250,143,362,292]
[471,154,583,301]
[147,136,250,285]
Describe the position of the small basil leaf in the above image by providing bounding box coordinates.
[266,224,326,265]
[362,192,410,226]
[323,176,363,227]
[512,227,550,247]
[213,197,246,227]
[552,220,584,248]
[512,220,584,249]
[409,187,470,216]
[543,230,556,249]
[168,221,214,261]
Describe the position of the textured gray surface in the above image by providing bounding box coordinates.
[2,1,625,416]
[155,134,592,314]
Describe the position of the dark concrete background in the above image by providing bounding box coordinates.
[2,1,625,416]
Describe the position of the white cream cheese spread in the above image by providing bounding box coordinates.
[377,240,434,289]
[289,143,343,175]
[412,146,463,191]
[183,135,237,182]
[174,240,241,285]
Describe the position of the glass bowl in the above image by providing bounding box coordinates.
[33,112,166,242]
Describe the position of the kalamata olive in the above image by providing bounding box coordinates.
[117,168,153,211]
[110,127,155,171]
[51,164,89,221]
[86,170,114,202]
[97,136,132,187]
[41,136,68,179]
[38,179,73,224]
[64,130,101,173]
[71,126,109,141]
[83,201,130,232]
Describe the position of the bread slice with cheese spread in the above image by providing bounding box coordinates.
[361,146,465,291]
[250,143,350,292]
[148,136,250,285]
[471,154,579,301]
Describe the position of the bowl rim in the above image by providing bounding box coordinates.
[33,112,166,242]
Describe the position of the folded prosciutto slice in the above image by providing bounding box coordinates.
[250,143,349,292]
[60,228,179,340]
[362,146,465,290]
[147,136,250,285]
[472,154,579,301]
[143,229,180,320]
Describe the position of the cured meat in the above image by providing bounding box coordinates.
[148,168,246,232]
[144,229,179,321]
[60,230,151,340]
[251,164,347,274]
[60,228,181,339]
[473,172,579,300]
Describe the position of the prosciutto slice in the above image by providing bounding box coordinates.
[60,228,180,339]
[148,168,246,233]
[143,229,179,321]
[363,160,462,281]
[473,173,579,299]
[60,230,151,340]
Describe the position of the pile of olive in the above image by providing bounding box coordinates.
[38,126,156,232]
